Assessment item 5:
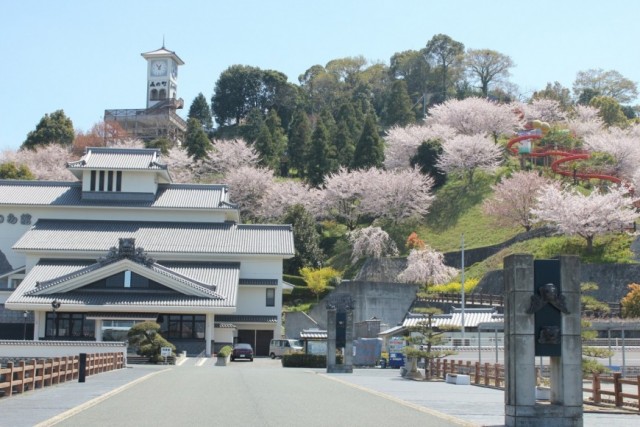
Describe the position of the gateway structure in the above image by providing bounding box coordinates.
[0,148,294,357]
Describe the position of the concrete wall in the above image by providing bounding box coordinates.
[476,263,640,303]
[0,340,126,359]
[299,281,418,333]
[284,311,320,339]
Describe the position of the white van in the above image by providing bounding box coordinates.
[269,339,303,359]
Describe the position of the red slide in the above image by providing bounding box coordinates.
[507,134,621,184]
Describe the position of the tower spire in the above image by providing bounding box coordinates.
[162,35,165,48]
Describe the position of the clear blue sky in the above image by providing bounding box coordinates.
[2,0,639,152]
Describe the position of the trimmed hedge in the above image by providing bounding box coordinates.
[282,354,343,368]
[283,274,306,287]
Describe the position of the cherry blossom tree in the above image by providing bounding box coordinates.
[426,97,522,141]
[224,165,275,221]
[531,184,639,252]
[3,144,76,181]
[197,138,260,178]
[397,246,458,286]
[349,226,399,264]
[482,171,556,232]
[519,99,566,123]
[321,167,374,229]
[360,167,435,223]
[262,179,324,221]
[584,127,640,180]
[383,123,456,171]
[164,147,196,183]
[436,134,503,183]
[567,105,604,138]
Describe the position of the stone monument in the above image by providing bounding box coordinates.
[504,255,583,427]
[326,293,354,373]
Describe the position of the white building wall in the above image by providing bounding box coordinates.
[121,171,157,193]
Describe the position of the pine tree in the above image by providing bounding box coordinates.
[184,118,211,160]
[287,110,312,177]
[384,80,416,127]
[352,114,384,169]
[334,121,355,167]
[22,110,74,150]
[264,109,288,176]
[306,118,333,187]
[188,93,214,132]
[254,123,277,170]
[239,108,265,144]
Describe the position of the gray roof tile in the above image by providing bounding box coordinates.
[67,148,167,170]
[216,315,277,323]
[6,259,239,309]
[14,220,294,256]
[0,181,233,210]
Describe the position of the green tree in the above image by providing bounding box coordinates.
[254,123,276,169]
[300,266,340,301]
[287,110,312,177]
[410,139,446,189]
[383,80,415,127]
[423,34,465,103]
[464,49,514,97]
[0,162,35,180]
[184,118,211,160]
[240,108,265,144]
[264,109,288,175]
[334,121,356,167]
[306,118,335,187]
[389,50,431,110]
[188,93,214,131]
[145,137,172,155]
[282,204,324,275]
[352,114,384,169]
[22,109,74,150]
[212,65,264,125]
[127,321,175,363]
[589,96,628,127]
[532,81,573,110]
[621,283,640,318]
[581,282,613,375]
[573,68,638,105]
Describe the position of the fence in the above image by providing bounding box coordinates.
[0,352,124,398]
[583,372,640,410]
[432,359,640,412]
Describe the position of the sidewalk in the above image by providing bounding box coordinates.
[0,365,168,427]
[322,368,640,427]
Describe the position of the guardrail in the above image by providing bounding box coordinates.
[0,352,124,399]
[433,359,640,411]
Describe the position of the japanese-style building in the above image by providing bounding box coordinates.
[0,147,294,357]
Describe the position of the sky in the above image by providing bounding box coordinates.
[2,0,640,152]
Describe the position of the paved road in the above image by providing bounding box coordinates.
[1,357,639,427]
[51,358,464,427]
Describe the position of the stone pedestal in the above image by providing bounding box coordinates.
[504,255,583,427]
[326,308,353,373]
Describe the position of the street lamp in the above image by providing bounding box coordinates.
[23,311,28,340]
[51,299,61,338]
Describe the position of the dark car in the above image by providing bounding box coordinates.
[231,343,254,361]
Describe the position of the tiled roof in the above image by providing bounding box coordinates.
[5,259,239,309]
[239,278,278,286]
[141,47,185,64]
[67,148,167,171]
[0,181,233,210]
[14,220,294,256]
[403,308,504,329]
[216,315,277,323]
[300,329,327,339]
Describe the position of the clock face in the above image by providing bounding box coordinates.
[151,60,168,76]
[171,63,178,78]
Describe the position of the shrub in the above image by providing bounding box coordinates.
[218,345,233,357]
[281,354,343,368]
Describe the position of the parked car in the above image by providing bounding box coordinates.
[231,343,253,361]
[269,339,304,359]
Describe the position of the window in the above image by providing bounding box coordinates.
[7,275,24,289]
[107,171,113,191]
[90,170,96,191]
[116,171,122,191]
[159,89,167,100]
[151,89,158,100]
[159,314,206,339]
[45,313,95,339]
[266,288,275,307]
[98,171,105,191]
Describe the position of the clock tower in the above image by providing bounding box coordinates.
[141,45,185,108]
